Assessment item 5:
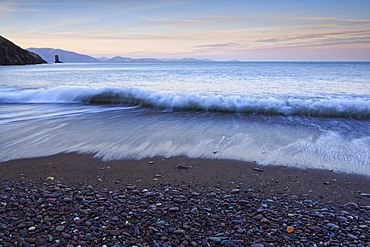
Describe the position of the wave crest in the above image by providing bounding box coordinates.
[1,86,369,119]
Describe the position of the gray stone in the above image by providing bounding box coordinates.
[55,226,65,231]
[208,237,221,242]
[347,233,358,240]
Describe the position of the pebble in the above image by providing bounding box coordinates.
[28,226,36,231]
[173,229,186,235]
[108,230,120,236]
[336,216,347,222]
[190,207,198,214]
[169,206,180,212]
[175,164,189,170]
[252,167,264,172]
[63,197,72,202]
[327,223,340,230]
[55,225,65,231]
[360,193,370,198]
[61,232,71,238]
[208,237,221,242]
[145,191,156,197]
[231,189,240,193]
[347,233,358,240]
[308,226,322,232]
[0,179,369,246]
[344,202,359,208]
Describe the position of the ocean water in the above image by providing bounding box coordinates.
[0,62,369,176]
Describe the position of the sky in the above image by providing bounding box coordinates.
[1,0,370,61]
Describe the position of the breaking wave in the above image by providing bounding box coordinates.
[1,86,369,119]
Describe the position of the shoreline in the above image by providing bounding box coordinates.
[1,152,370,246]
[1,152,369,205]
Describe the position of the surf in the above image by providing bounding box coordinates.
[0,86,369,119]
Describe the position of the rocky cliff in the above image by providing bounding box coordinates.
[27,48,99,63]
[0,35,46,65]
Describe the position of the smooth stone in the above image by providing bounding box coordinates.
[360,193,370,198]
[175,165,189,170]
[288,233,298,239]
[24,238,36,243]
[266,236,277,242]
[47,235,53,242]
[61,232,71,238]
[190,207,198,214]
[55,226,65,231]
[347,233,358,240]
[344,202,358,208]
[28,226,36,231]
[108,230,120,236]
[250,244,264,247]
[336,216,347,222]
[46,198,56,203]
[220,240,230,245]
[17,223,27,228]
[111,216,119,221]
[76,218,85,224]
[85,233,93,240]
[308,226,322,232]
[145,192,156,197]
[156,221,166,226]
[173,230,185,235]
[208,237,221,242]
[327,223,340,230]
[232,220,243,223]
[169,207,180,212]
[252,168,264,172]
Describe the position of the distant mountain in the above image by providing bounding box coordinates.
[105,56,162,63]
[96,57,110,62]
[25,47,218,63]
[161,58,213,62]
[27,48,100,63]
[104,56,215,63]
[0,36,46,65]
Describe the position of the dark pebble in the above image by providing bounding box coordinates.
[0,180,369,246]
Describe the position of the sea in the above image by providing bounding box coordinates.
[0,62,369,176]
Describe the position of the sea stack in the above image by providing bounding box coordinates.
[0,35,46,65]
[54,55,63,63]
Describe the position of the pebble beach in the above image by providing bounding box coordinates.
[1,153,370,247]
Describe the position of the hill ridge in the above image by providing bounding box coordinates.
[0,36,46,65]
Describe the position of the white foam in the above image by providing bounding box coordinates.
[0,86,369,119]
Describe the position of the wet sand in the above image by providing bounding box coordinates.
[1,152,369,205]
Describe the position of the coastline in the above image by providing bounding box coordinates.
[1,152,369,205]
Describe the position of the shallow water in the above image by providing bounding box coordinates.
[0,62,369,175]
